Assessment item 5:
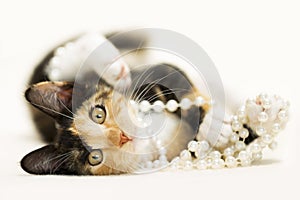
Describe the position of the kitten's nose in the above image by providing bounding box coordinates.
[119,132,132,146]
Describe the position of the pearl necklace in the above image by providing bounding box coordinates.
[134,93,289,171]
[134,96,212,113]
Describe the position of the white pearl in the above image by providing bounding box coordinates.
[180,150,192,161]
[262,98,272,109]
[169,157,180,170]
[129,100,139,111]
[153,160,160,168]
[152,100,165,112]
[278,110,288,121]
[211,159,225,169]
[198,141,210,151]
[258,112,269,123]
[239,128,249,138]
[249,143,261,153]
[230,133,239,143]
[235,141,246,151]
[155,139,162,148]
[54,47,66,56]
[183,161,193,170]
[139,100,151,112]
[145,161,153,169]
[48,68,61,80]
[195,160,207,170]
[225,156,237,168]
[241,159,251,167]
[209,151,222,159]
[237,106,246,117]
[252,152,263,160]
[180,98,192,110]
[237,108,247,122]
[223,147,234,157]
[262,134,273,144]
[194,96,205,106]
[206,157,213,168]
[159,147,167,155]
[49,57,60,68]
[195,149,206,159]
[256,126,267,136]
[160,160,169,167]
[269,141,278,150]
[159,155,168,162]
[187,141,198,152]
[166,100,178,112]
[238,151,250,160]
[272,123,281,133]
[231,121,242,131]
[232,115,239,121]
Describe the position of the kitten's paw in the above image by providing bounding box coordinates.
[197,94,290,151]
[103,59,132,89]
[231,94,290,149]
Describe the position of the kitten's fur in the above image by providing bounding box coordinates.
[21,32,208,175]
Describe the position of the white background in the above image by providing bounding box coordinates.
[0,0,299,199]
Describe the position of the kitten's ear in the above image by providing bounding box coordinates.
[21,145,72,175]
[25,81,73,119]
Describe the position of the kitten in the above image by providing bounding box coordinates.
[22,61,207,175]
[21,31,263,175]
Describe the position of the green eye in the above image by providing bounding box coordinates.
[88,149,104,166]
[91,105,106,124]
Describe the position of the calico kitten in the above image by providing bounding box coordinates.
[22,62,207,175]
[21,32,261,175]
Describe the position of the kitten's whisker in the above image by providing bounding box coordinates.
[47,152,72,174]
[135,82,156,102]
[46,151,72,163]
[52,154,72,173]
[146,88,190,102]
[132,72,155,101]
[129,66,150,99]
[30,102,74,120]
[135,70,178,102]
[129,67,153,101]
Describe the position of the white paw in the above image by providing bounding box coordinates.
[103,59,132,89]
[243,94,289,135]
[46,32,132,91]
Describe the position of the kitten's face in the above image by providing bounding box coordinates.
[21,81,143,175]
[72,84,143,175]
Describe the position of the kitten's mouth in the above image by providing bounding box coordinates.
[119,131,132,147]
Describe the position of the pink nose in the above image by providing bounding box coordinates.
[119,132,132,146]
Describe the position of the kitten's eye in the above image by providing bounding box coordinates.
[91,105,106,124]
[88,149,104,166]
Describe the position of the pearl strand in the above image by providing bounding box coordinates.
[135,96,211,171]
[135,96,212,113]
[168,93,289,170]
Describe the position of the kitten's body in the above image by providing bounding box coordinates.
[22,32,208,175]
